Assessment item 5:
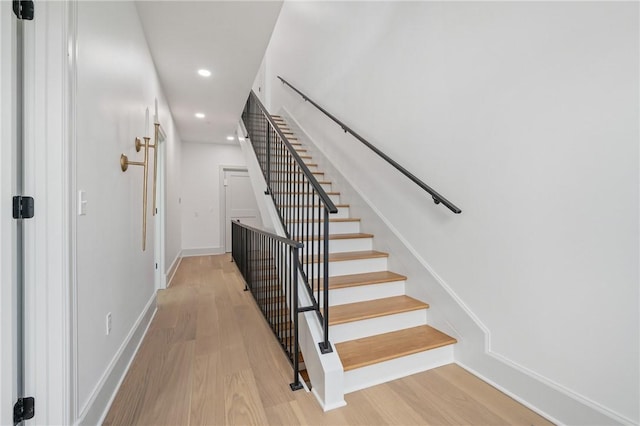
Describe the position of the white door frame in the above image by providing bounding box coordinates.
[21,2,73,424]
[154,122,167,290]
[219,165,249,253]
[0,3,18,424]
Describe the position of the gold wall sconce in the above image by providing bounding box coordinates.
[119,105,162,251]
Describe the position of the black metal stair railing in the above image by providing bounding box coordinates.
[242,91,337,354]
[231,221,310,390]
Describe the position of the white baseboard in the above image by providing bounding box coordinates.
[181,246,225,257]
[75,294,157,426]
[166,252,182,288]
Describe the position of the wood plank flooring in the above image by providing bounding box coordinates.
[103,254,553,426]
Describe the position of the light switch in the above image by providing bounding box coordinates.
[78,190,87,215]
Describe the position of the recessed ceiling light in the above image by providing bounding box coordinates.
[238,136,246,141]
[226,136,235,141]
[195,113,205,119]
[197,69,211,77]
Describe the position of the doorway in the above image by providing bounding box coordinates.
[222,168,261,252]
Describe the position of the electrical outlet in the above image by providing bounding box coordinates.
[106,312,112,335]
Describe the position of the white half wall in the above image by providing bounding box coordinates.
[181,142,247,253]
[265,2,639,424]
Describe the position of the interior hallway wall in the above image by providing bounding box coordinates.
[264,2,639,424]
[73,1,182,422]
[181,142,247,255]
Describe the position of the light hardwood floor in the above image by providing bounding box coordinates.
[103,254,553,426]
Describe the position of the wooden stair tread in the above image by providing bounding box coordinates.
[281,203,347,208]
[272,180,330,185]
[317,271,407,290]
[272,162,318,167]
[311,250,388,263]
[336,325,457,371]
[329,295,428,325]
[309,232,373,241]
[290,218,359,223]
[278,191,338,195]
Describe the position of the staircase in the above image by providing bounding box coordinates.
[270,115,457,394]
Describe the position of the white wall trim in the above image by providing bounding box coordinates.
[0,4,17,425]
[483,353,638,426]
[165,251,182,288]
[181,247,224,257]
[456,361,563,425]
[75,293,156,426]
[282,105,633,426]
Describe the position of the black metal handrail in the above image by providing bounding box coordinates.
[242,91,334,355]
[232,220,310,391]
[278,76,462,214]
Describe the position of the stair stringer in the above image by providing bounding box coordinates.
[237,122,346,411]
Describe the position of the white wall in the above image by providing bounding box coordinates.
[181,142,247,254]
[73,1,183,422]
[265,2,639,424]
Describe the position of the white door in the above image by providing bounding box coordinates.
[224,169,260,252]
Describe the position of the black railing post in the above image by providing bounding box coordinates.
[319,207,333,354]
[266,125,271,189]
[290,246,303,391]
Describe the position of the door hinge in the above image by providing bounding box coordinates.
[155,263,158,270]
[13,196,34,219]
[12,0,34,20]
[13,397,35,424]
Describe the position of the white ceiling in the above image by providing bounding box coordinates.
[136,1,283,144]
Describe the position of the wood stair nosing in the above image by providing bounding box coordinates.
[335,325,457,372]
[289,218,360,224]
[277,191,339,196]
[305,232,373,242]
[314,271,407,290]
[328,295,429,326]
[311,250,389,264]
[281,203,348,209]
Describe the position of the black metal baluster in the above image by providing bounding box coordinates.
[320,207,332,353]
[290,246,302,390]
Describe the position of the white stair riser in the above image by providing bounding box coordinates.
[329,309,427,344]
[281,207,350,219]
[273,182,331,192]
[295,221,360,236]
[301,257,388,277]
[327,237,372,253]
[325,280,405,306]
[293,237,372,257]
[272,160,317,170]
[343,346,455,394]
[283,193,340,205]
[314,257,389,277]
